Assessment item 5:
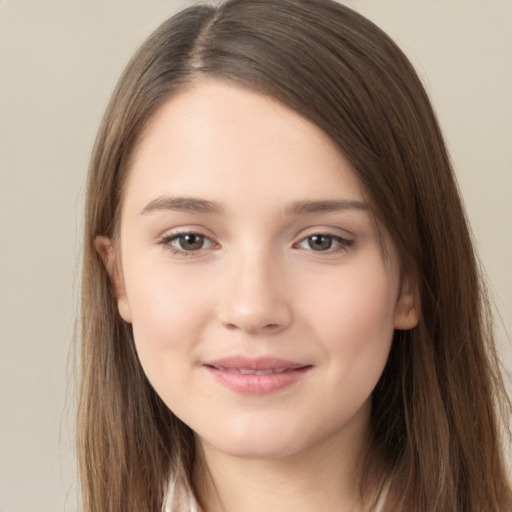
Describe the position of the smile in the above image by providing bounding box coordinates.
[203,357,312,395]
[211,367,300,375]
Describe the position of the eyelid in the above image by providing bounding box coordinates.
[157,227,219,257]
[156,224,219,244]
[294,226,355,242]
[293,227,355,253]
[155,225,355,257]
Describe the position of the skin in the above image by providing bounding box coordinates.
[97,80,418,512]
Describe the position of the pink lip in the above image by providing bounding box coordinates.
[203,357,312,395]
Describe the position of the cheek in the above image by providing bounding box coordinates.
[324,279,396,340]
[122,261,213,379]
[302,259,398,379]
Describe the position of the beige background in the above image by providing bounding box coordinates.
[0,1,510,511]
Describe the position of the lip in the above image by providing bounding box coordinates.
[203,357,312,395]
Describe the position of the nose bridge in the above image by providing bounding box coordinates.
[218,244,292,334]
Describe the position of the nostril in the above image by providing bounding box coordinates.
[217,296,293,334]
[223,322,278,331]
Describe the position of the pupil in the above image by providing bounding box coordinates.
[181,234,203,250]
[308,235,332,251]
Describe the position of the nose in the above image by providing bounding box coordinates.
[217,250,293,335]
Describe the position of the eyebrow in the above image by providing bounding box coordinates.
[285,199,368,215]
[140,196,368,216]
[141,196,223,215]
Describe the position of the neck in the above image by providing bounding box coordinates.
[192,402,381,512]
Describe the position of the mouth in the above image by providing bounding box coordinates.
[203,357,312,395]
[209,367,301,375]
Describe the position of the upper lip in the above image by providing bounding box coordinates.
[204,356,310,373]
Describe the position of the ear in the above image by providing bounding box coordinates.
[94,236,132,323]
[394,273,419,330]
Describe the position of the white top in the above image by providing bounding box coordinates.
[164,477,201,512]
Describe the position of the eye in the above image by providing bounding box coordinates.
[296,233,353,252]
[160,232,215,254]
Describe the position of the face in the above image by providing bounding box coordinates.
[98,80,417,461]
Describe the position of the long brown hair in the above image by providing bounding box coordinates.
[78,1,512,510]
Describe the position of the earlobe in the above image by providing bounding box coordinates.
[94,236,132,323]
[394,275,419,330]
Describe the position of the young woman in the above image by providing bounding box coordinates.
[78,1,512,511]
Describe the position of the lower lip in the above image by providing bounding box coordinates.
[205,366,311,395]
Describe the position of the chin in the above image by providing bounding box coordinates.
[212,440,304,461]
[197,421,322,461]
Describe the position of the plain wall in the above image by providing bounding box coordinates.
[0,1,510,511]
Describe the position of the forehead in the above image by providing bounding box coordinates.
[124,79,365,211]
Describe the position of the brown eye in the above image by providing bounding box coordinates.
[177,234,206,251]
[296,233,354,254]
[307,235,333,251]
[160,232,215,254]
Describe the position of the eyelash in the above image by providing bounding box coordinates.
[158,231,217,257]
[158,231,354,257]
[294,233,354,254]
